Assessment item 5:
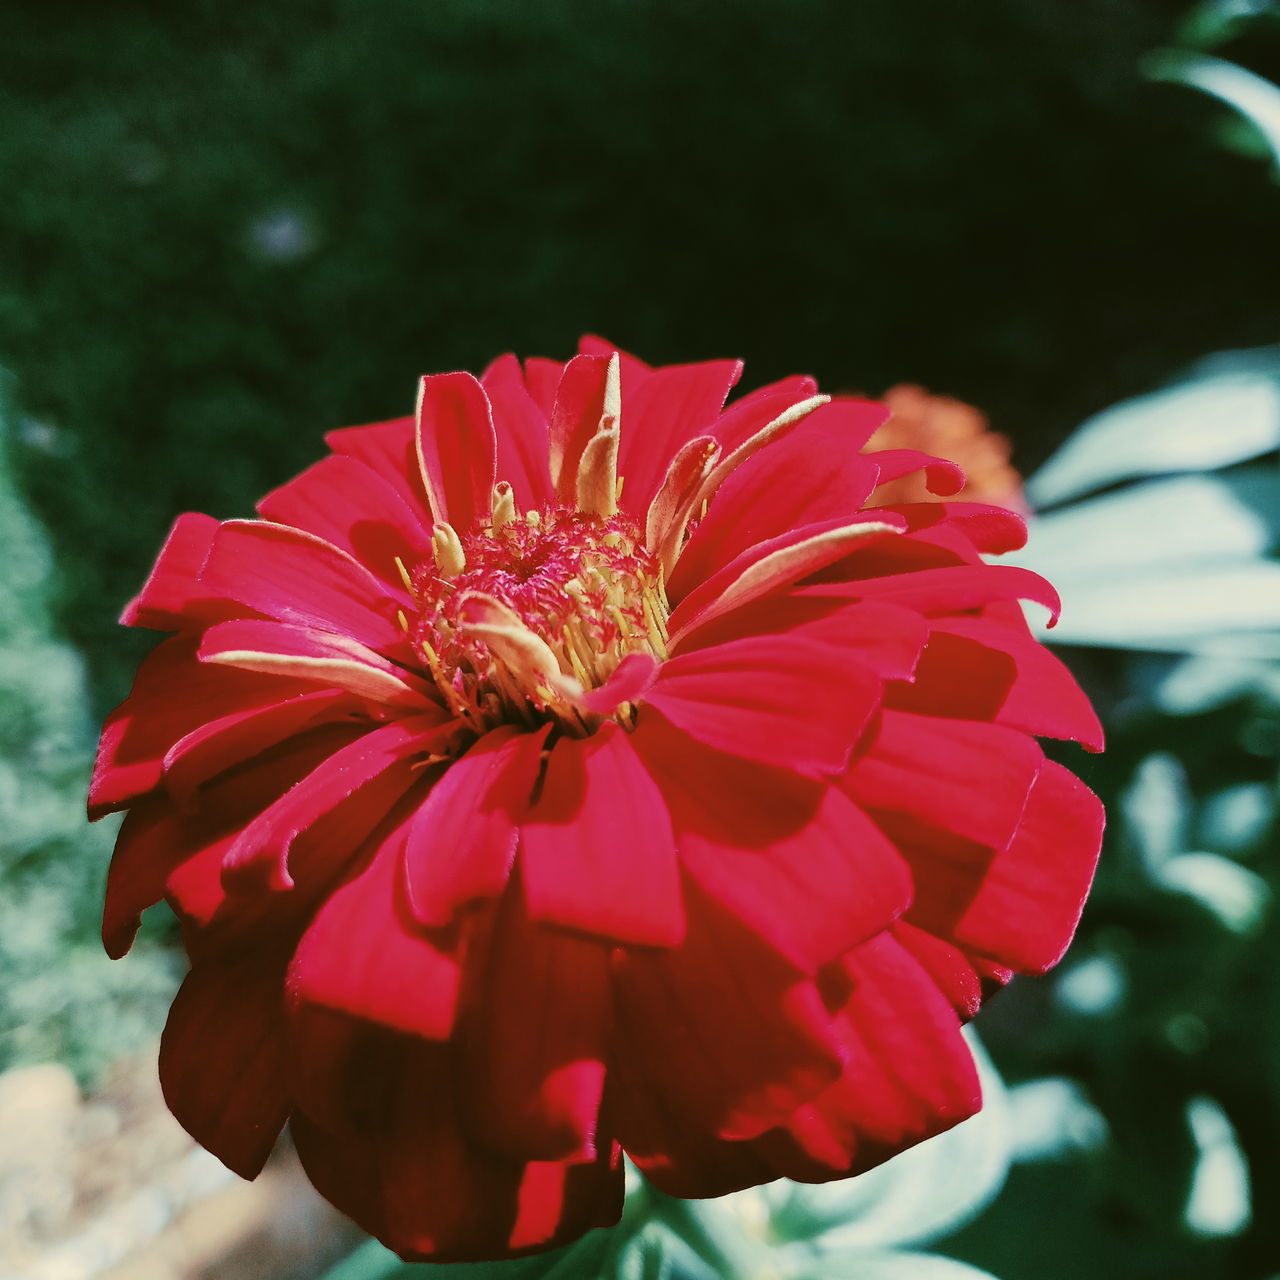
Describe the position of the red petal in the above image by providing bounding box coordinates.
[256,454,433,586]
[909,617,1105,751]
[198,618,438,711]
[631,717,912,972]
[159,946,292,1178]
[324,416,425,515]
[670,398,887,599]
[519,726,684,947]
[548,354,612,503]
[706,374,821,453]
[574,651,659,715]
[609,1049,774,1198]
[669,514,906,645]
[612,882,844,1141]
[90,635,311,818]
[838,562,1062,625]
[200,520,411,656]
[402,724,549,927]
[288,813,462,1040]
[874,501,1028,555]
[937,759,1105,973]
[643,634,881,774]
[220,718,439,893]
[120,512,224,631]
[161,725,370,942]
[867,448,966,495]
[892,921,986,1020]
[480,353,555,507]
[577,333,652,374]
[162,688,356,810]
[103,797,187,958]
[616,358,744,509]
[757,931,980,1180]
[845,710,1043,853]
[675,594,929,685]
[522,356,566,417]
[459,878,610,1161]
[290,1032,623,1262]
[415,372,497,534]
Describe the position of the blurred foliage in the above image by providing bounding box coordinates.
[0,0,1277,713]
[0,375,174,1082]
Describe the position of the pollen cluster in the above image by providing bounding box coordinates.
[405,504,669,733]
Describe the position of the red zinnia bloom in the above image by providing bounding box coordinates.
[91,339,1104,1262]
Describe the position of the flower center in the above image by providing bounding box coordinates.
[405,503,668,734]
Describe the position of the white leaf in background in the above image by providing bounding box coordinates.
[1025,371,1280,509]
[1147,50,1280,177]
[1015,471,1278,577]
[1184,1097,1251,1238]
[1145,654,1280,714]
[799,1248,1002,1279]
[1054,954,1127,1018]
[1199,782,1276,852]
[1003,1078,1109,1162]
[1029,561,1280,654]
[1154,853,1270,933]
[1122,753,1192,868]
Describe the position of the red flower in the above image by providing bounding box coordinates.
[91,339,1104,1263]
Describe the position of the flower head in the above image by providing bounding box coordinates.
[91,339,1104,1262]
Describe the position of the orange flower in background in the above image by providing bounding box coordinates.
[90,340,1102,1262]
[868,385,1026,513]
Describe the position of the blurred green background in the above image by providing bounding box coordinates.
[0,1,1277,1278]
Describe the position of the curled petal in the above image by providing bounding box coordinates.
[868,447,966,496]
[159,946,292,1178]
[199,618,439,712]
[415,372,498,532]
[220,716,445,893]
[200,520,411,655]
[257,453,433,588]
[548,354,614,502]
[669,515,905,646]
[120,512,223,631]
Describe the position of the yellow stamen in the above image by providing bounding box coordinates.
[491,481,516,533]
[431,522,466,578]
